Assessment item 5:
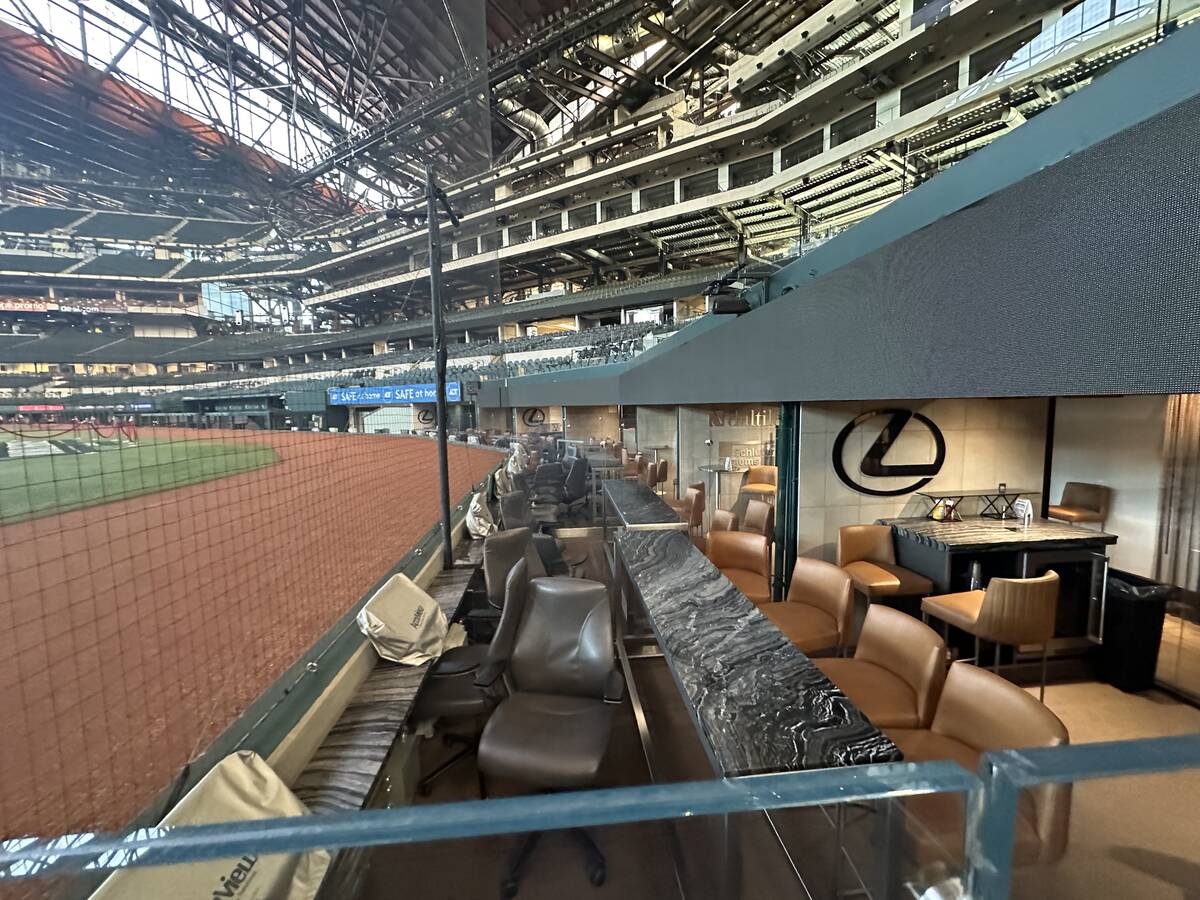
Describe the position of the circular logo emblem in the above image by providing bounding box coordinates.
[521,408,546,426]
[832,408,946,497]
[417,408,435,425]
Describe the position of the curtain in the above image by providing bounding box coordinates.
[1155,394,1200,589]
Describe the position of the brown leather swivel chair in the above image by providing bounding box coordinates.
[656,458,669,495]
[814,605,946,729]
[742,498,774,542]
[838,524,933,601]
[886,662,1071,866]
[706,530,771,604]
[477,574,624,895]
[922,570,1060,700]
[761,558,854,655]
[1048,481,1110,528]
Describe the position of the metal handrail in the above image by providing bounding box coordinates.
[0,761,976,879]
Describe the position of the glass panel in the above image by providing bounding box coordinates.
[601,194,634,221]
[678,404,779,525]
[639,183,675,212]
[0,771,976,900]
[831,105,877,148]
[680,170,719,202]
[728,154,774,190]
[782,132,824,170]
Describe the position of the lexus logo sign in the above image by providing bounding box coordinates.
[521,408,546,426]
[832,409,946,497]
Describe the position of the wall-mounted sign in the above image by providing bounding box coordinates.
[16,404,64,412]
[521,407,546,426]
[832,408,946,497]
[0,298,52,312]
[326,382,461,406]
[58,299,127,314]
[717,441,763,468]
[416,408,436,425]
[708,407,776,428]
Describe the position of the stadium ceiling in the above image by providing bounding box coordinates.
[0,0,840,227]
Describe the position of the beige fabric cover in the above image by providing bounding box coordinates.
[466,490,498,538]
[356,573,464,665]
[90,751,329,900]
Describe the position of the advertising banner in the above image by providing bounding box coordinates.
[326,382,462,406]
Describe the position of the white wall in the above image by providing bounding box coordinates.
[797,398,1049,562]
[363,405,418,433]
[1050,395,1167,577]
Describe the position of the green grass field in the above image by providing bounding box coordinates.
[0,438,278,524]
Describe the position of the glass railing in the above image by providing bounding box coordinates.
[1,734,1196,898]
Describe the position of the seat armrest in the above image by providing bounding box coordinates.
[604,670,626,705]
[474,660,506,688]
[466,607,501,621]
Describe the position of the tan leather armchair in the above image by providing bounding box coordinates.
[815,605,946,729]
[740,465,777,502]
[668,486,706,550]
[838,524,933,600]
[922,570,1060,699]
[667,482,704,514]
[656,459,669,495]
[887,662,1071,866]
[710,509,738,532]
[741,499,774,542]
[762,558,854,655]
[707,530,771,604]
[1048,481,1110,527]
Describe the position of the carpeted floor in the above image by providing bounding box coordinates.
[361,664,1200,900]
[1009,682,1200,900]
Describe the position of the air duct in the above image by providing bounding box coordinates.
[496,98,550,146]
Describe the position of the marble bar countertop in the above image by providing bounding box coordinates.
[883,517,1117,552]
[603,478,687,530]
[617,529,901,775]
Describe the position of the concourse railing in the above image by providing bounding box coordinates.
[1,734,1198,897]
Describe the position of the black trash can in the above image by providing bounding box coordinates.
[1101,571,1171,693]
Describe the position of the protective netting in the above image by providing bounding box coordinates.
[0,422,500,848]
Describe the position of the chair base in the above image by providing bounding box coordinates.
[500,828,606,898]
[419,732,485,798]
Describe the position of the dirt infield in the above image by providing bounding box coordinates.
[0,428,502,839]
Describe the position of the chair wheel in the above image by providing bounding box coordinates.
[500,878,519,899]
[587,863,606,887]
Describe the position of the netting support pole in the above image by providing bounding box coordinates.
[426,164,454,570]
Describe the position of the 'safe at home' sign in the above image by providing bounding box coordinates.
[326,382,461,405]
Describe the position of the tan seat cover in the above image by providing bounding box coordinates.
[814,658,922,729]
[844,559,934,597]
[723,568,771,604]
[762,603,839,653]
[1046,504,1101,523]
[921,589,986,631]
